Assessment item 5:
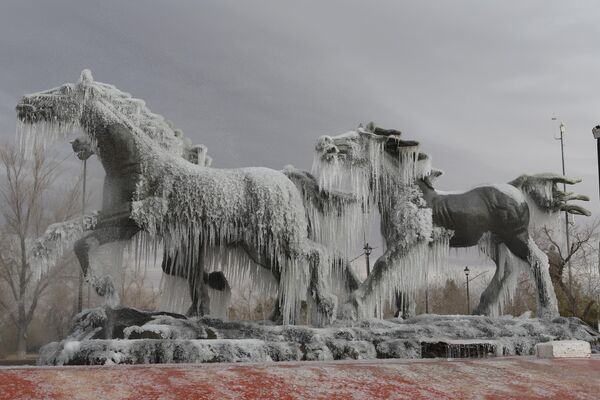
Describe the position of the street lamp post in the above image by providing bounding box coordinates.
[364,243,373,276]
[592,126,600,330]
[592,125,600,200]
[72,137,93,313]
[553,118,574,316]
[464,266,470,315]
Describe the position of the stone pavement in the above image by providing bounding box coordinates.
[1,356,599,399]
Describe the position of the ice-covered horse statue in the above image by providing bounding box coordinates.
[313,123,590,318]
[313,124,452,319]
[16,70,336,325]
[418,170,589,317]
[70,135,230,317]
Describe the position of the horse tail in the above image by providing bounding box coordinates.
[508,173,590,229]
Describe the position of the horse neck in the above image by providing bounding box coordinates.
[416,179,439,206]
[82,102,142,176]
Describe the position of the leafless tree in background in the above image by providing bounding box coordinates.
[536,220,600,324]
[0,143,81,357]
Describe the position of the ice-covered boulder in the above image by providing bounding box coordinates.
[38,308,600,366]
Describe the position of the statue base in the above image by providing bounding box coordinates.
[38,307,600,366]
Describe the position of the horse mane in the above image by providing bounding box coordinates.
[84,71,188,157]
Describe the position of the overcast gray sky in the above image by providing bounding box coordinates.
[1,0,599,218]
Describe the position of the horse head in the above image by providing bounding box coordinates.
[16,70,92,143]
[17,70,190,161]
[313,123,429,193]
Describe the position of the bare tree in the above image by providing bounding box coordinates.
[0,143,81,357]
[537,219,600,322]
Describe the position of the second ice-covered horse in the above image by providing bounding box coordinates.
[417,169,589,317]
[313,124,590,318]
[16,70,336,325]
[313,125,451,319]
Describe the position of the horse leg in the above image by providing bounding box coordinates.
[237,242,283,323]
[473,239,516,316]
[394,291,415,319]
[185,244,210,317]
[305,244,338,326]
[342,245,413,320]
[74,218,140,296]
[503,233,559,318]
[340,251,389,320]
[238,240,337,325]
[162,246,231,317]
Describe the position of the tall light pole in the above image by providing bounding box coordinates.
[553,118,574,316]
[592,125,600,199]
[464,266,470,315]
[594,125,600,330]
[364,243,373,276]
[72,137,93,313]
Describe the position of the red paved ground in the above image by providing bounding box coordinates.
[1,356,599,399]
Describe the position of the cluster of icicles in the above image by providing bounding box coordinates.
[477,232,558,317]
[19,117,455,324]
[18,75,552,324]
[309,128,453,319]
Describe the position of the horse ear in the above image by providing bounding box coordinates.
[373,126,402,137]
[384,136,419,154]
[80,69,94,84]
[429,168,444,180]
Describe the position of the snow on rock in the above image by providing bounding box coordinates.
[38,307,600,365]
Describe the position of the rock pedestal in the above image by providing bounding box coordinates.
[38,307,600,366]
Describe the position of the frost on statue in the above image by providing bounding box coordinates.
[313,123,590,319]
[38,308,600,365]
[16,70,359,326]
[18,71,591,331]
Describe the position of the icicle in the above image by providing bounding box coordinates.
[397,145,420,184]
[17,75,338,325]
[477,236,529,317]
[357,240,430,320]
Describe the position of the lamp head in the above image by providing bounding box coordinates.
[592,125,600,139]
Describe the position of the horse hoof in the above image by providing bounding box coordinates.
[317,295,338,324]
[268,308,283,324]
[338,300,359,321]
[93,276,115,297]
[538,307,560,320]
